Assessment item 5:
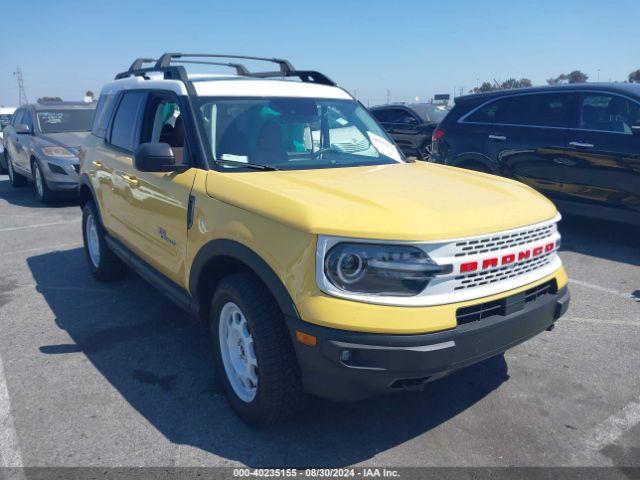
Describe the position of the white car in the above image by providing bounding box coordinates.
[0,106,17,168]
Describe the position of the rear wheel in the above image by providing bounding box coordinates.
[82,201,127,281]
[32,160,57,203]
[7,154,27,187]
[210,273,305,426]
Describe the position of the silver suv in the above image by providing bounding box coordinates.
[2,101,95,203]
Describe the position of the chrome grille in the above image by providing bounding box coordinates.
[453,223,555,257]
[453,252,554,290]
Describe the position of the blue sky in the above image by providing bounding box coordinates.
[1,0,638,106]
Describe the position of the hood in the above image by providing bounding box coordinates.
[37,131,91,151]
[205,162,558,241]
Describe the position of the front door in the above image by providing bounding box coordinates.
[119,91,197,286]
[562,92,640,220]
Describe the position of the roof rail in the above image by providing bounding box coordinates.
[156,53,336,86]
[114,53,337,92]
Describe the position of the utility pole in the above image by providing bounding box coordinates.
[13,66,29,105]
[386,89,390,104]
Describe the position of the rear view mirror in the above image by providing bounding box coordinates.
[134,142,184,172]
[15,123,32,134]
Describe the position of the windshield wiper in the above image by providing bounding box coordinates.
[215,159,279,171]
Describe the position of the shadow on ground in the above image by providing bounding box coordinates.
[28,247,508,467]
[0,175,78,209]
[558,214,640,266]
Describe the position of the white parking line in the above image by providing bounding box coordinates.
[584,401,640,453]
[0,352,23,468]
[564,316,640,327]
[0,243,82,257]
[0,220,80,233]
[570,279,634,300]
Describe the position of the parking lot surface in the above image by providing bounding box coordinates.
[0,174,638,468]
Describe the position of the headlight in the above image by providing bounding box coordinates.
[323,242,451,296]
[42,146,75,158]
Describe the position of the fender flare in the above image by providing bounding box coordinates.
[189,239,300,320]
[78,175,105,226]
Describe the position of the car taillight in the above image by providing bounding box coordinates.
[432,128,446,142]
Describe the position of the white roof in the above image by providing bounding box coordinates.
[99,74,352,100]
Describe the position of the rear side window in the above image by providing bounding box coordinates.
[465,93,573,128]
[579,93,640,134]
[92,94,118,138]
[109,92,146,151]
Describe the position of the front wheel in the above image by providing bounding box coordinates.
[7,155,27,187]
[0,151,7,174]
[32,160,57,203]
[210,273,305,426]
[82,201,127,281]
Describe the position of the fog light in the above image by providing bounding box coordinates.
[340,350,352,362]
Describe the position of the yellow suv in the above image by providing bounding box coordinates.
[79,53,570,425]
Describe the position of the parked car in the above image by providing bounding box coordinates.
[0,106,17,172]
[370,103,449,159]
[79,53,569,425]
[2,101,95,202]
[430,83,640,226]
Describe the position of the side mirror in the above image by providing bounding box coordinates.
[632,125,640,136]
[15,123,32,134]
[134,142,187,172]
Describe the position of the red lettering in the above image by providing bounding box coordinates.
[502,253,516,265]
[482,258,498,269]
[460,261,478,273]
[533,246,543,256]
[518,250,531,261]
[545,242,555,252]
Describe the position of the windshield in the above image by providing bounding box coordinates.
[0,114,11,131]
[196,97,405,170]
[36,109,95,133]
[425,105,449,123]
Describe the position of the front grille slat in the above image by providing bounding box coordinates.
[453,223,555,258]
[456,279,557,325]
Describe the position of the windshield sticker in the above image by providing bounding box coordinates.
[221,154,248,163]
[367,131,401,162]
[38,112,65,124]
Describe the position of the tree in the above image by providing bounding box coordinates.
[470,81,497,94]
[518,78,533,88]
[85,90,95,98]
[629,69,640,83]
[37,96,63,103]
[547,71,588,85]
[500,78,532,89]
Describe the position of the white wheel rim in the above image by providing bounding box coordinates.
[34,165,43,198]
[85,213,100,268]
[219,302,258,402]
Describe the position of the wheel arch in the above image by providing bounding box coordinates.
[451,153,497,173]
[189,239,300,323]
[78,175,105,227]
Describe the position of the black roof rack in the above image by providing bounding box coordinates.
[114,53,336,89]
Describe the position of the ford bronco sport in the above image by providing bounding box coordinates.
[79,53,570,425]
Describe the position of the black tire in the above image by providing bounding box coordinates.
[32,160,57,204]
[82,201,127,281]
[0,151,7,174]
[461,162,491,174]
[210,273,305,426]
[7,154,27,187]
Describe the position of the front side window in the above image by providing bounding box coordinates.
[11,109,24,126]
[92,94,117,138]
[109,92,146,151]
[140,94,185,163]
[579,94,640,134]
[197,97,404,170]
[36,109,95,133]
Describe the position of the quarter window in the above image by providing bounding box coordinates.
[109,92,146,151]
[465,93,572,128]
[92,94,118,138]
[579,94,640,134]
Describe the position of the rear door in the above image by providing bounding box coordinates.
[562,91,640,220]
[473,92,574,200]
[119,91,197,285]
[5,109,24,171]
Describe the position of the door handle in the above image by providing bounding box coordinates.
[569,141,594,148]
[92,160,102,170]
[553,158,577,166]
[488,135,507,141]
[121,174,139,187]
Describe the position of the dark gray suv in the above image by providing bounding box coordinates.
[2,101,95,203]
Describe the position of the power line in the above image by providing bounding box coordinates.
[13,66,29,105]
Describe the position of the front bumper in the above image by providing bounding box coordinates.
[286,285,569,401]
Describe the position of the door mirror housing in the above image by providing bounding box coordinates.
[134,142,188,172]
[15,123,32,134]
